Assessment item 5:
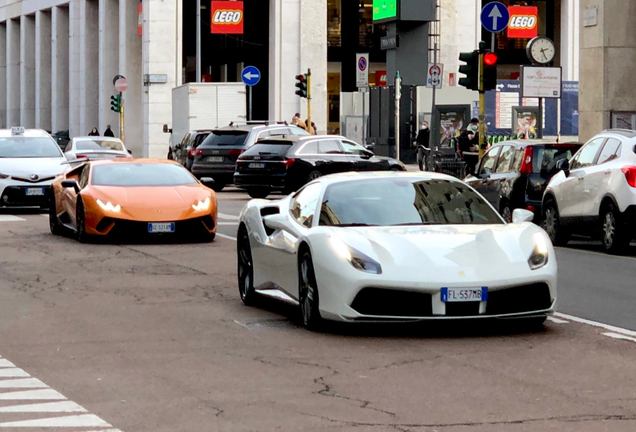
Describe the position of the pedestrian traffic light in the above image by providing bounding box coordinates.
[483,51,498,91]
[110,94,121,113]
[458,50,479,91]
[295,74,308,98]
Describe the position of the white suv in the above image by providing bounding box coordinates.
[542,129,636,253]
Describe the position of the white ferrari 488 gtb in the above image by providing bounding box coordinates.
[236,172,557,330]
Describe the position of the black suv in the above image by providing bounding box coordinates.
[234,135,405,198]
[465,140,581,222]
[169,130,213,170]
[191,122,310,191]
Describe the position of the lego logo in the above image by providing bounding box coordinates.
[509,16,537,29]
[213,10,243,24]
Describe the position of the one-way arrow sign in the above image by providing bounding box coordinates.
[481,2,509,33]
[241,66,261,87]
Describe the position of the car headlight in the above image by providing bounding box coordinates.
[329,235,382,274]
[192,197,211,211]
[96,199,121,212]
[528,232,549,270]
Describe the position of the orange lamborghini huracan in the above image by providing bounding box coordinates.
[49,159,218,242]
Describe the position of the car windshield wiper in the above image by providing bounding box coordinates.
[334,223,378,227]
[389,222,439,226]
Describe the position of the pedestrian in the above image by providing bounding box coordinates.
[88,127,99,136]
[104,125,114,137]
[297,119,307,131]
[457,118,481,176]
[311,122,317,135]
[291,113,301,126]
[305,119,315,135]
[413,120,430,171]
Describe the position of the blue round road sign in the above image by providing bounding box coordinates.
[241,66,261,87]
[358,57,367,72]
[481,2,509,33]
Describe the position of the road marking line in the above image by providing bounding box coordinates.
[0,401,87,413]
[555,312,636,338]
[216,233,237,241]
[547,316,569,324]
[0,216,26,222]
[0,360,15,368]
[0,389,66,400]
[0,369,30,378]
[0,414,112,427]
[218,212,239,221]
[217,222,238,226]
[0,378,48,388]
[603,332,636,344]
[555,246,636,262]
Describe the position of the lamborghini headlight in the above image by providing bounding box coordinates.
[329,236,382,274]
[96,199,121,212]
[528,232,549,270]
[192,197,211,211]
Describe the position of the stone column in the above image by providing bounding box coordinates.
[69,0,81,137]
[20,15,36,128]
[300,0,327,134]
[6,19,20,127]
[35,10,52,131]
[52,5,70,134]
[98,0,119,135]
[0,23,6,129]
[119,0,143,155]
[79,0,99,135]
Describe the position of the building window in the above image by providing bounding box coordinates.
[611,112,636,129]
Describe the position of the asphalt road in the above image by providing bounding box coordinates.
[0,191,634,431]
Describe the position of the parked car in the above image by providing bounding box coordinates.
[169,130,213,169]
[65,137,132,160]
[465,140,581,222]
[543,129,636,253]
[234,135,406,198]
[191,122,310,191]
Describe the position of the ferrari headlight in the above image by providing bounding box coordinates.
[96,199,121,212]
[528,232,549,270]
[192,197,211,211]
[329,236,382,275]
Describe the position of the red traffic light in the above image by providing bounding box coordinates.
[484,52,498,66]
[295,74,307,83]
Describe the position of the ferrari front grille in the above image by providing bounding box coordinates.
[350,288,433,317]
[486,283,552,315]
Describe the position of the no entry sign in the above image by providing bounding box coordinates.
[115,77,128,92]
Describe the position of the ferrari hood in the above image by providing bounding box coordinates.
[0,158,66,178]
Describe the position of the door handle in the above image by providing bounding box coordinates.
[577,177,584,181]
[605,170,612,175]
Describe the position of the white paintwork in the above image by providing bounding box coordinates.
[240,172,558,323]
[603,332,636,344]
[0,368,30,377]
[0,215,25,222]
[0,389,65,399]
[0,401,87,412]
[0,414,112,427]
[0,378,48,388]
[0,359,15,367]
[555,312,636,338]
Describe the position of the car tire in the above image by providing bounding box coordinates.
[247,188,270,199]
[200,232,216,243]
[501,205,513,224]
[307,171,322,182]
[48,193,62,236]
[542,199,569,246]
[212,182,226,192]
[601,202,629,254]
[237,228,257,305]
[76,199,90,244]
[299,250,322,331]
[167,149,174,160]
[520,316,547,329]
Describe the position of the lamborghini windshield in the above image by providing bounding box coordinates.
[92,163,198,187]
[319,178,503,226]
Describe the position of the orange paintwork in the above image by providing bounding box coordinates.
[51,159,217,237]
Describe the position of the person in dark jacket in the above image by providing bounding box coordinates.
[413,121,430,171]
[104,125,115,137]
[457,118,481,176]
[88,127,99,136]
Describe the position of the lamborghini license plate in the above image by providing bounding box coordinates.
[148,222,175,233]
[441,287,488,302]
[25,188,45,196]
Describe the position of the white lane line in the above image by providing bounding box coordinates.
[0,216,26,222]
[216,233,237,241]
[0,401,87,413]
[0,378,48,388]
[0,414,112,427]
[603,332,636,344]
[0,369,30,378]
[547,316,569,324]
[555,313,636,338]
[0,360,15,368]
[218,212,239,221]
[217,222,238,226]
[0,389,66,400]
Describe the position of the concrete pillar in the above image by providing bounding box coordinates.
[79,0,99,135]
[0,23,6,129]
[69,0,81,137]
[6,18,20,127]
[142,0,179,158]
[20,15,36,128]
[35,10,52,132]
[560,0,579,82]
[99,0,119,135]
[52,5,70,134]
[119,0,143,156]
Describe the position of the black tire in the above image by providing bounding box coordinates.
[200,232,216,243]
[212,182,226,192]
[600,202,629,254]
[391,166,403,172]
[167,149,174,160]
[542,199,569,246]
[307,171,322,182]
[237,228,256,305]
[76,199,90,244]
[500,205,513,224]
[247,187,270,199]
[299,251,322,331]
[48,192,62,236]
[519,316,547,329]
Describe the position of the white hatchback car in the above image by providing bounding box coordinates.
[543,129,636,253]
[64,136,131,161]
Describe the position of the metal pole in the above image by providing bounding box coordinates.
[196,0,201,82]
[361,88,366,144]
[248,86,252,121]
[307,69,312,132]
[491,32,495,52]
[395,71,402,162]
[478,41,486,158]
[119,92,124,143]
[429,42,438,171]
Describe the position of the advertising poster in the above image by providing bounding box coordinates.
[439,111,464,147]
[513,107,542,139]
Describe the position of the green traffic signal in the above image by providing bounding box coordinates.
[295,74,308,98]
[110,94,121,113]
[458,50,479,91]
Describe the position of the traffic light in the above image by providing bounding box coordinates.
[295,74,308,98]
[458,50,480,91]
[483,51,498,91]
[110,94,121,113]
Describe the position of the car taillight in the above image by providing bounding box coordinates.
[76,154,88,159]
[188,148,197,158]
[621,166,636,188]
[194,149,204,157]
[284,158,296,168]
[526,205,535,213]
[519,147,533,175]
[228,149,244,157]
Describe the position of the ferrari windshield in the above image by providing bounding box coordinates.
[0,137,63,158]
[92,163,198,187]
[319,178,503,226]
[76,139,124,151]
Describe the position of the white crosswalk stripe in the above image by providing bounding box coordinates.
[0,215,26,222]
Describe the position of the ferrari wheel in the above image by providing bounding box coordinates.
[76,199,90,244]
[238,229,256,305]
[48,193,62,236]
[501,205,513,224]
[299,251,322,330]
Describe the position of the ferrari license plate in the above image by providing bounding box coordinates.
[441,287,488,302]
[25,188,45,196]
[248,163,265,169]
[207,156,223,163]
[148,222,175,233]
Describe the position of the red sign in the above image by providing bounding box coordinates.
[375,70,387,86]
[507,6,538,39]
[115,78,128,92]
[211,1,244,34]
[137,3,142,36]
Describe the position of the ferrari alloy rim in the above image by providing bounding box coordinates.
[603,212,616,249]
[502,207,512,223]
[300,258,314,326]
[238,235,252,299]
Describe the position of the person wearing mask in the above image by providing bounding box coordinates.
[413,121,430,171]
[103,125,115,137]
[457,118,481,176]
[88,127,99,136]
[291,113,300,126]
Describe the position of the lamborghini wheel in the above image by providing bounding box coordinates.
[48,192,62,236]
[299,251,322,331]
[76,199,90,244]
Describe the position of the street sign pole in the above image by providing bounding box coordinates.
[395,71,402,162]
[248,86,252,121]
[196,0,201,82]
[119,92,124,143]
[429,42,438,171]
[478,42,486,158]
[307,69,312,132]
